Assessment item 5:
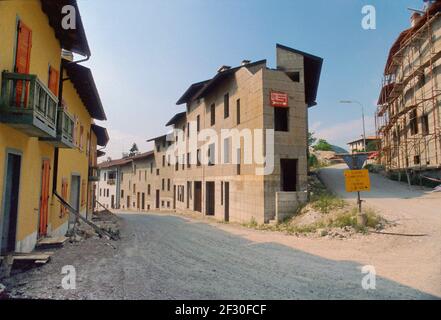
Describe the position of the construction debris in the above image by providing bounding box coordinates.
[12,253,52,264]
[0,283,7,299]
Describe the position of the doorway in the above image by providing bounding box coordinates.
[38,158,51,237]
[137,192,140,210]
[280,159,298,191]
[155,190,160,209]
[69,175,81,225]
[205,181,215,216]
[194,181,202,212]
[173,185,176,209]
[186,181,191,209]
[111,195,115,209]
[224,182,229,222]
[141,192,145,210]
[1,152,21,254]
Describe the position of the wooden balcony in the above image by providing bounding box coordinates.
[88,166,100,182]
[42,108,75,148]
[0,72,57,138]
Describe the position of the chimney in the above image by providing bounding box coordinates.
[61,49,74,61]
[217,65,231,73]
[241,59,251,66]
[411,12,422,27]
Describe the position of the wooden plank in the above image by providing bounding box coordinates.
[13,254,51,261]
[37,236,68,246]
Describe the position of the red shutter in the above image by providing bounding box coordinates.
[15,21,32,74]
[15,21,32,107]
[60,178,68,217]
[48,66,59,96]
[39,160,51,237]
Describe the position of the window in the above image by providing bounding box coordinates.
[223,138,231,164]
[162,155,165,167]
[150,163,153,174]
[208,143,215,166]
[414,155,421,165]
[175,156,179,171]
[156,169,160,176]
[410,110,418,135]
[104,172,107,181]
[197,115,200,132]
[133,184,136,193]
[168,155,171,167]
[236,99,240,125]
[162,179,165,191]
[274,108,288,132]
[100,188,102,196]
[422,113,429,136]
[148,184,151,195]
[224,93,229,118]
[182,154,185,170]
[144,170,147,181]
[139,170,141,180]
[187,152,191,168]
[167,179,170,191]
[156,143,160,152]
[197,149,201,166]
[187,122,190,138]
[121,190,124,198]
[210,103,215,126]
[167,201,170,208]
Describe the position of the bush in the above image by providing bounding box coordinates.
[310,193,346,214]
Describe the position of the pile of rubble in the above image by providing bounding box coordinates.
[68,210,121,243]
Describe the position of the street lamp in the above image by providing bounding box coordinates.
[339,100,367,152]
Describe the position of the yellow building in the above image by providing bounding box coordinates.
[0,0,108,253]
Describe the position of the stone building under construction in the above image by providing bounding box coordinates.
[376,1,441,180]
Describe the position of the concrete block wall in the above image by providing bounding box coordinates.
[275,191,308,222]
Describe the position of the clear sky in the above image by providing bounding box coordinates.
[77,0,424,159]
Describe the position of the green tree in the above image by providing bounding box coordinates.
[366,140,378,152]
[314,139,333,151]
[129,143,139,156]
[308,132,317,147]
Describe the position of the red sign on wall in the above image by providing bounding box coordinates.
[270,91,288,107]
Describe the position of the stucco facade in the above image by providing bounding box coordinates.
[0,0,108,253]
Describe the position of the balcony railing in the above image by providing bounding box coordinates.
[54,107,75,148]
[89,166,100,182]
[0,71,58,138]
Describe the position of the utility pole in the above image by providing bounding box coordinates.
[339,100,367,151]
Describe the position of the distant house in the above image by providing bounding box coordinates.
[347,136,380,153]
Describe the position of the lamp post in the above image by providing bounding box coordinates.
[340,100,367,152]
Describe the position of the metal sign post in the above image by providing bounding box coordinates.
[341,153,371,226]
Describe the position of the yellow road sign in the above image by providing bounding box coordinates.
[344,169,371,192]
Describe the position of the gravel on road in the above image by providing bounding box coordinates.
[2,213,437,300]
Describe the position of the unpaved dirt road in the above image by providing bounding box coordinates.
[3,212,438,299]
[315,164,441,297]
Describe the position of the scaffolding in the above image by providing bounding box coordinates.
[375,5,441,174]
